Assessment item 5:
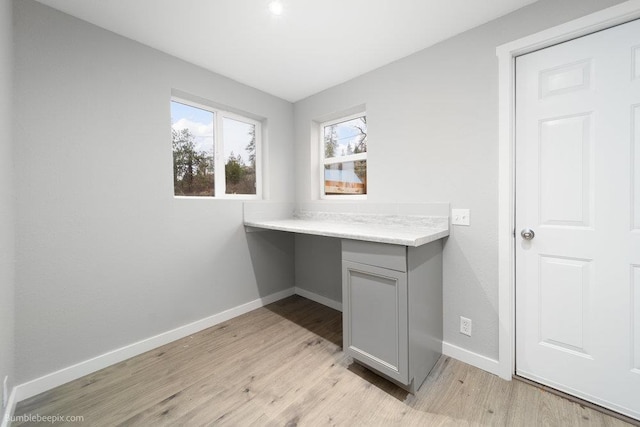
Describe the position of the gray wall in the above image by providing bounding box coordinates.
[294,235,342,304]
[293,0,626,360]
[0,0,15,401]
[14,0,295,384]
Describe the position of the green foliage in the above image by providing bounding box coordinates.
[225,151,244,185]
[324,124,338,158]
[172,128,214,196]
[225,151,257,194]
[172,127,257,196]
[246,126,256,168]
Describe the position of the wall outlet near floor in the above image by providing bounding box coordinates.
[2,375,7,408]
[460,316,472,337]
[451,209,470,226]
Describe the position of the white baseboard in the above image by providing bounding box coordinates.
[294,287,342,312]
[12,289,504,410]
[14,287,295,403]
[442,341,502,377]
[1,387,17,427]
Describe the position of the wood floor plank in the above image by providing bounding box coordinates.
[12,296,636,426]
[15,304,283,415]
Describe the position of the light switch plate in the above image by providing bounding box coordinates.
[452,209,470,226]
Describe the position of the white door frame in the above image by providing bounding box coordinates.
[495,0,640,381]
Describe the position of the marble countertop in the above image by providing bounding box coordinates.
[244,211,449,247]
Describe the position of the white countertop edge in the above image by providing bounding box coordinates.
[244,219,449,247]
[411,229,451,247]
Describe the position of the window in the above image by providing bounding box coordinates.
[170,98,261,198]
[321,113,367,197]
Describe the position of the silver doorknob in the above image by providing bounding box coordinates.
[520,228,535,240]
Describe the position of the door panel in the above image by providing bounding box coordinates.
[538,255,591,355]
[538,114,592,226]
[516,18,640,420]
[342,260,408,384]
[539,59,591,99]
[349,269,400,366]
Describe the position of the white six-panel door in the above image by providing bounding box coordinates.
[515,18,640,420]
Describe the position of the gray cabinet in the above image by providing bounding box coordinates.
[342,239,443,392]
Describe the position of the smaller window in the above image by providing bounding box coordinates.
[320,113,367,198]
[171,98,261,198]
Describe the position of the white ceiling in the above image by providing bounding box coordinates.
[34,0,538,102]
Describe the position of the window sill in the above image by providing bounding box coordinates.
[320,195,367,201]
[173,195,262,201]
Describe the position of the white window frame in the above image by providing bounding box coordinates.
[171,97,262,200]
[319,111,367,200]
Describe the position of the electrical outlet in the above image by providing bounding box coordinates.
[2,375,7,408]
[451,209,470,226]
[460,316,472,337]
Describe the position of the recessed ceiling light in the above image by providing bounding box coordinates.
[268,1,283,16]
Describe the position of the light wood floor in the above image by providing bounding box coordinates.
[13,296,635,426]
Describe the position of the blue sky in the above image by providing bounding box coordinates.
[171,101,213,155]
[326,117,366,158]
[171,101,254,164]
[171,101,213,125]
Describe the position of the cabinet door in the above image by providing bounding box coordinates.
[342,260,408,384]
